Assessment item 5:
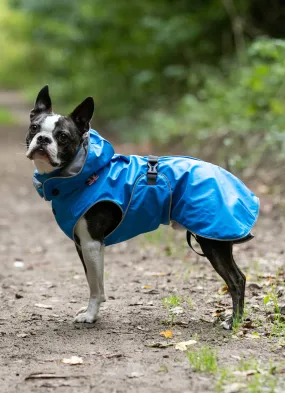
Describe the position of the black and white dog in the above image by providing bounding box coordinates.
[26,86,253,329]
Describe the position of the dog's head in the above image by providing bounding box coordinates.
[26,85,94,174]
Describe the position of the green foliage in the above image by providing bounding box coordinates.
[1,0,285,176]
[187,346,218,373]
[138,38,285,174]
[162,295,182,309]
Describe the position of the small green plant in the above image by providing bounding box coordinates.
[158,365,168,373]
[185,296,194,310]
[215,368,232,393]
[264,285,280,313]
[247,372,277,393]
[187,346,218,373]
[215,358,280,393]
[162,295,182,325]
[162,295,181,308]
[264,285,285,339]
[231,302,250,334]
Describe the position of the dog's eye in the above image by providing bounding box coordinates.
[30,124,38,134]
[59,133,68,143]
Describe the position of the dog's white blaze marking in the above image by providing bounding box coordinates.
[33,158,54,174]
[26,114,61,173]
[74,218,105,323]
[41,114,61,134]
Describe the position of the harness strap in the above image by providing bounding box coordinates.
[186,231,206,257]
[147,155,158,185]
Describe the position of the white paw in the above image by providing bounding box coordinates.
[74,311,97,323]
[221,320,232,330]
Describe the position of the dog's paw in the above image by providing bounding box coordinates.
[221,318,233,330]
[74,311,97,323]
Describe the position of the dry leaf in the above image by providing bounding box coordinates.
[25,372,86,380]
[245,333,260,340]
[143,285,151,289]
[160,330,173,339]
[224,383,247,393]
[170,307,184,315]
[219,285,229,294]
[175,340,197,351]
[35,303,53,309]
[14,260,24,268]
[232,370,258,377]
[61,356,83,365]
[145,342,174,348]
[143,289,159,294]
[127,371,144,378]
[144,272,170,277]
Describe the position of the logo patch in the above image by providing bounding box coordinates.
[86,173,99,185]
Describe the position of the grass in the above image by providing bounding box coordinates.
[264,284,285,341]
[187,346,218,373]
[162,295,182,308]
[0,108,15,125]
[186,344,282,393]
[141,225,188,259]
[162,295,182,326]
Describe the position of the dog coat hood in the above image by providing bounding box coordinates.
[33,129,259,245]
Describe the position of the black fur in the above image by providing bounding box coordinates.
[30,85,52,120]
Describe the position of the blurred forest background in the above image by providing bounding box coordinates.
[0,0,285,185]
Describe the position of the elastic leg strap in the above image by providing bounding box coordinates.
[186,231,206,257]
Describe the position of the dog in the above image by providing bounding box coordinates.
[26,86,259,329]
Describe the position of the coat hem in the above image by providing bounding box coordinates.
[170,196,260,242]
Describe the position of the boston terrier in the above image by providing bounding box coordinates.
[26,86,259,329]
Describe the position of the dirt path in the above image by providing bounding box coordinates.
[0,94,284,392]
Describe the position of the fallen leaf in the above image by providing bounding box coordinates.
[232,370,258,377]
[245,332,260,339]
[14,260,24,268]
[160,330,173,339]
[224,383,247,393]
[170,306,184,315]
[175,340,197,351]
[128,301,143,306]
[145,342,174,348]
[61,356,83,365]
[242,319,254,329]
[143,289,159,294]
[142,285,151,289]
[102,353,123,359]
[247,282,262,290]
[144,272,170,277]
[219,285,229,294]
[35,303,53,309]
[127,372,144,378]
[25,372,86,380]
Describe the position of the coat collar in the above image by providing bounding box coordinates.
[33,129,115,201]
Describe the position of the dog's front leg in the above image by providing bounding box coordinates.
[74,218,105,323]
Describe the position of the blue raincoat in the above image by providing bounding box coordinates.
[33,129,259,246]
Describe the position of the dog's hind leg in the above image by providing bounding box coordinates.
[193,234,246,330]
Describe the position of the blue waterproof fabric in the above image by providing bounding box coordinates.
[33,129,259,245]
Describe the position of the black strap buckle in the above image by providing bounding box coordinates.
[147,155,158,185]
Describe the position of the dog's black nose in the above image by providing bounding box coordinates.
[37,135,52,145]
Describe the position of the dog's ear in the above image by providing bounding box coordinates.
[30,85,52,120]
[70,97,94,134]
